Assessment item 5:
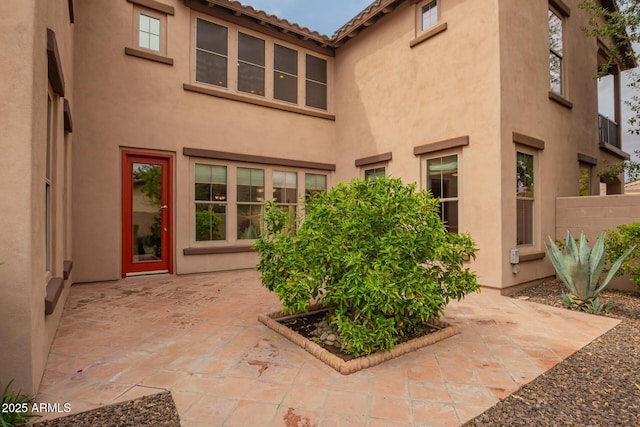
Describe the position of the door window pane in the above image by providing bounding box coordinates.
[132,163,163,261]
[516,152,534,245]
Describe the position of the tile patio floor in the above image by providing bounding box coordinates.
[36,270,619,426]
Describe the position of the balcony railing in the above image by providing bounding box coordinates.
[599,114,620,148]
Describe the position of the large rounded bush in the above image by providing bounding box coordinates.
[255,177,479,356]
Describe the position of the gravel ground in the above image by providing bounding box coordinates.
[464,280,640,427]
[35,392,179,427]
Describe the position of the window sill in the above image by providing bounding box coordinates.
[183,84,335,121]
[183,245,256,255]
[410,22,447,48]
[45,277,64,315]
[124,47,174,65]
[518,251,546,263]
[548,91,573,109]
[599,142,630,160]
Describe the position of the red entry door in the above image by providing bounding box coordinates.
[122,151,173,277]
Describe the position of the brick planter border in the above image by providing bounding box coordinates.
[258,305,461,375]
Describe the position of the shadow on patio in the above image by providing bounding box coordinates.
[36,270,619,426]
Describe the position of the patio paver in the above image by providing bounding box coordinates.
[35,270,619,426]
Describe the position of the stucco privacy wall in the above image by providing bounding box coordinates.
[334,0,504,287]
[556,194,640,291]
[71,0,336,282]
[0,0,74,393]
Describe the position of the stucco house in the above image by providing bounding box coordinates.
[0,0,634,394]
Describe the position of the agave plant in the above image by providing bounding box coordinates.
[545,231,635,314]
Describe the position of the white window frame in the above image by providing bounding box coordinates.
[425,153,459,233]
[548,7,564,95]
[420,0,439,32]
[516,150,536,247]
[363,164,387,181]
[133,6,168,56]
[191,160,328,246]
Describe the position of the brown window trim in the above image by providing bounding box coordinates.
[577,153,597,166]
[519,251,546,263]
[355,152,392,167]
[45,277,64,315]
[410,22,447,48]
[549,0,570,17]
[184,246,256,255]
[68,0,74,23]
[548,91,573,110]
[599,142,630,160]
[413,136,469,155]
[63,260,73,280]
[63,99,72,133]
[47,29,65,96]
[183,84,336,121]
[512,132,545,150]
[127,0,175,15]
[184,147,337,171]
[124,47,174,65]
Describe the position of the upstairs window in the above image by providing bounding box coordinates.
[196,18,228,88]
[237,32,265,96]
[548,9,564,95]
[421,0,438,31]
[306,54,327,110]
[274,44,298,104]
[139,14,161,51]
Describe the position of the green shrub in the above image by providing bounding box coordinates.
[1,380,39,427]
[254,177,479,356]
[546,231,635,314]
[605,222,640,290]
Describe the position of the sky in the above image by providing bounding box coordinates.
[239,0,640,170]
[238,0,374,35]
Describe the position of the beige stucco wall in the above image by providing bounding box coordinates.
[556,194,640,291]
[72,0,336,282]
[0,0,74,393]
[334,0,504,287]
[496,0,627,291]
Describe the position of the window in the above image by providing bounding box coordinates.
[139,14,161,51]
[305,173,327,199]
[426,155,458,233]
[237,32,265,96]
[421,0,438,31]
[274,171,298,232]
[306,54,327,110]
[364,167,386,181]
[549,8,564,95]
[274,44,298,104]
[237,167,264,240]
[46,94,53,272]
[579,163,591,196]
[516,152,534,246]
[196,18,228,88]
[195,164,227,241]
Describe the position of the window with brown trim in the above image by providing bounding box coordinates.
[516,152,535,246]
[426,155,459,233]
[549,7,564,95]
[305,54,327,110]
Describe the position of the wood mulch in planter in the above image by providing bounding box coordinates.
[258,305,460,374]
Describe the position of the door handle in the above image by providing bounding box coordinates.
[160,205,168,209]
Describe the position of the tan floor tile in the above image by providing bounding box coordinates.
[282,384,328,410]
[445,383,497,407]
[223,400,278,426]
[412,401,458,426]
[169,390,202,414]
[242,381,289,404]
[370,395,412,423]
[182,394,237,424]
[408,380,451,402]
[324,390,369,416]
[319,412,367,427]
[139,369,184,388]
[369,420,413,427]
[370,378,408,397]
[272,407,321,427]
